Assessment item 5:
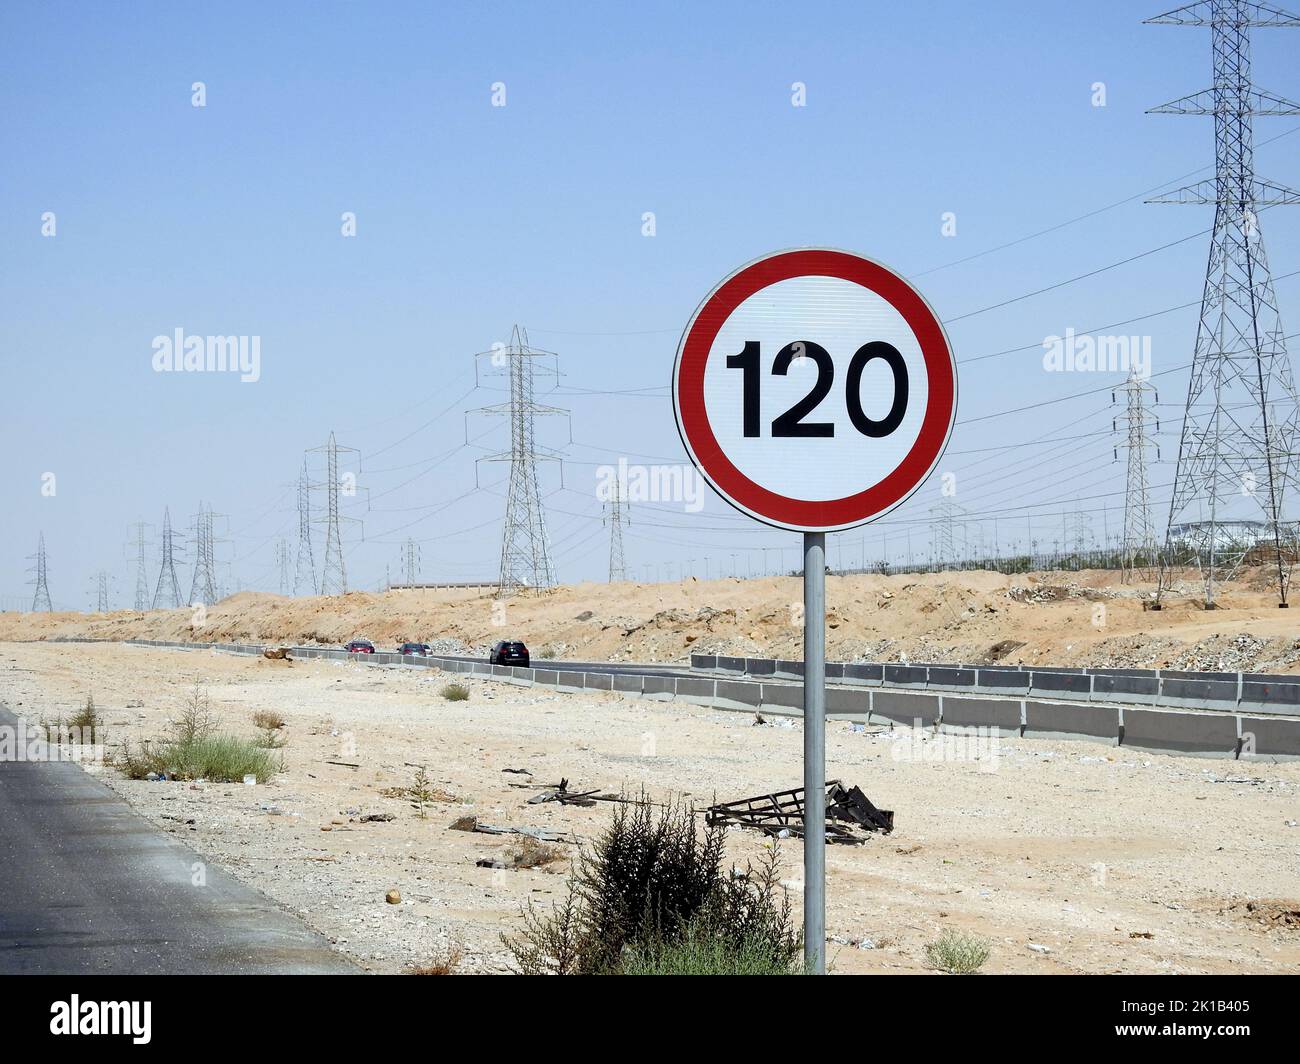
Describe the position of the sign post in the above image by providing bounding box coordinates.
[802,530,826,972]
[672,248,957,974]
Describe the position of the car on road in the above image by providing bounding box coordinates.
[489,640,530,667]
[344,639,375,654]
[398,642,431,656]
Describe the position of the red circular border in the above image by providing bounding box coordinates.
[673,249,956,530]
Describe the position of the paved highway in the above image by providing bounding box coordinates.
[0,705,355,974]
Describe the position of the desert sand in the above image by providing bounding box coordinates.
[2,641,1297,975]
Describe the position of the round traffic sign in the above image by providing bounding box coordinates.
[672,248,957,532]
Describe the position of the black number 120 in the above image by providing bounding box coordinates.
[725,340,908,439]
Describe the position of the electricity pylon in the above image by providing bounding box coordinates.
[308,432,362,595]
[293,459,318,595]
[604,479,629,581]
[275,539,292,595]
[188,504,218,607]
[1148,1,1300,607]
[1114,374,1162,580]
[128,521,152,612]
[400,537,420,585]
[29,533,53,612]
[929,498,964,570]
[152,506,184,609]
[470,326,567,596]
[91,570,110,612]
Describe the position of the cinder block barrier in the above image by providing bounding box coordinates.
[1121,707,1239,757]
[675,676,717,707]
[1239,680,1300,716]
[870,691,940,727]
[511,666,535,684]
[825,685,868,718]
[716,655,746,673]
[883,664,928,688]
[690,654,717,670]
[773,659,804,679]
[1091,672,1160,705]
[927,666,977,689]
[940,695,1023,732]
[555,670,585,692]
[1024,700,1120,743]
[612,672,643,695]
[1239,715,1300,758]
[1159,676,1239,710]
[533,669,559,687]
[759,683,802,712]
[1029,672,1092,698]
[745,657,777,677]
[842,663,882,686]
[583,672,613,692]
[714,679,763,710]
[640,675,675,700]
[975,668,1031,694]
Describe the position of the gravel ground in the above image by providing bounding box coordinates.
[2,641,1298,975]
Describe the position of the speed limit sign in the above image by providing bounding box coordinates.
[673,247,957,976]
[673,248,957,531]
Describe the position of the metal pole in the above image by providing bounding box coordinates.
[803,531,826,974]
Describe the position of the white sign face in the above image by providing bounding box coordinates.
[673,249,957,532]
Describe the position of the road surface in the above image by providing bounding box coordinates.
[0,705,356,974]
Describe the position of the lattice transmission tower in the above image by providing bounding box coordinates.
[470,326,567,596]
[29,533,53,612]
[308,432,362,595]
[275,539,292,595]
[1114,374,1162,580]
[153,506,185,609]
[1148,1,1300,607]
[929,498,965,570]
[294,459,318,595]
[128,521,152,612]
[188,503,219,606]
[400,537,420,585]
[91,570,110,612]
[604,479,629,581]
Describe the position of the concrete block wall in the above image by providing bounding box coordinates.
[112,639,1300,761]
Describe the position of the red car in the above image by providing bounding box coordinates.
[344,639,375,654]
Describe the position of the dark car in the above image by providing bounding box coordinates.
[344,639,375,654]
[489,640,530,667]
[398,642,431,656]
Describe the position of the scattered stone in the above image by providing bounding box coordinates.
[449,815,478,832]
[385,890,402,905]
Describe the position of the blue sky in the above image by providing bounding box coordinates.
[2,0,1298,607]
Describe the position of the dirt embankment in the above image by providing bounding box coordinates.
[2,569,1299,673]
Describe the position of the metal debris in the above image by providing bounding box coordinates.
[706,780,894,844]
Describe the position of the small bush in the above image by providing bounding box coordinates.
[252,709,285,730]
[173,684,218,744]
[408,937,465,976]
[115,739,156,780]
[621,924,807,976]
[69,694,99,732]
[115,733,281,783]
[441,683,470,702]
[503,797,802,975]
[507,836,566,869]
[113,683,282,783]
[924,929,991,975]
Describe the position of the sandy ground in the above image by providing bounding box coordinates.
[2,569,1298,675]
[2,641,1297,975]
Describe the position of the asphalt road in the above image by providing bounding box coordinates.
[0,705,355,974]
